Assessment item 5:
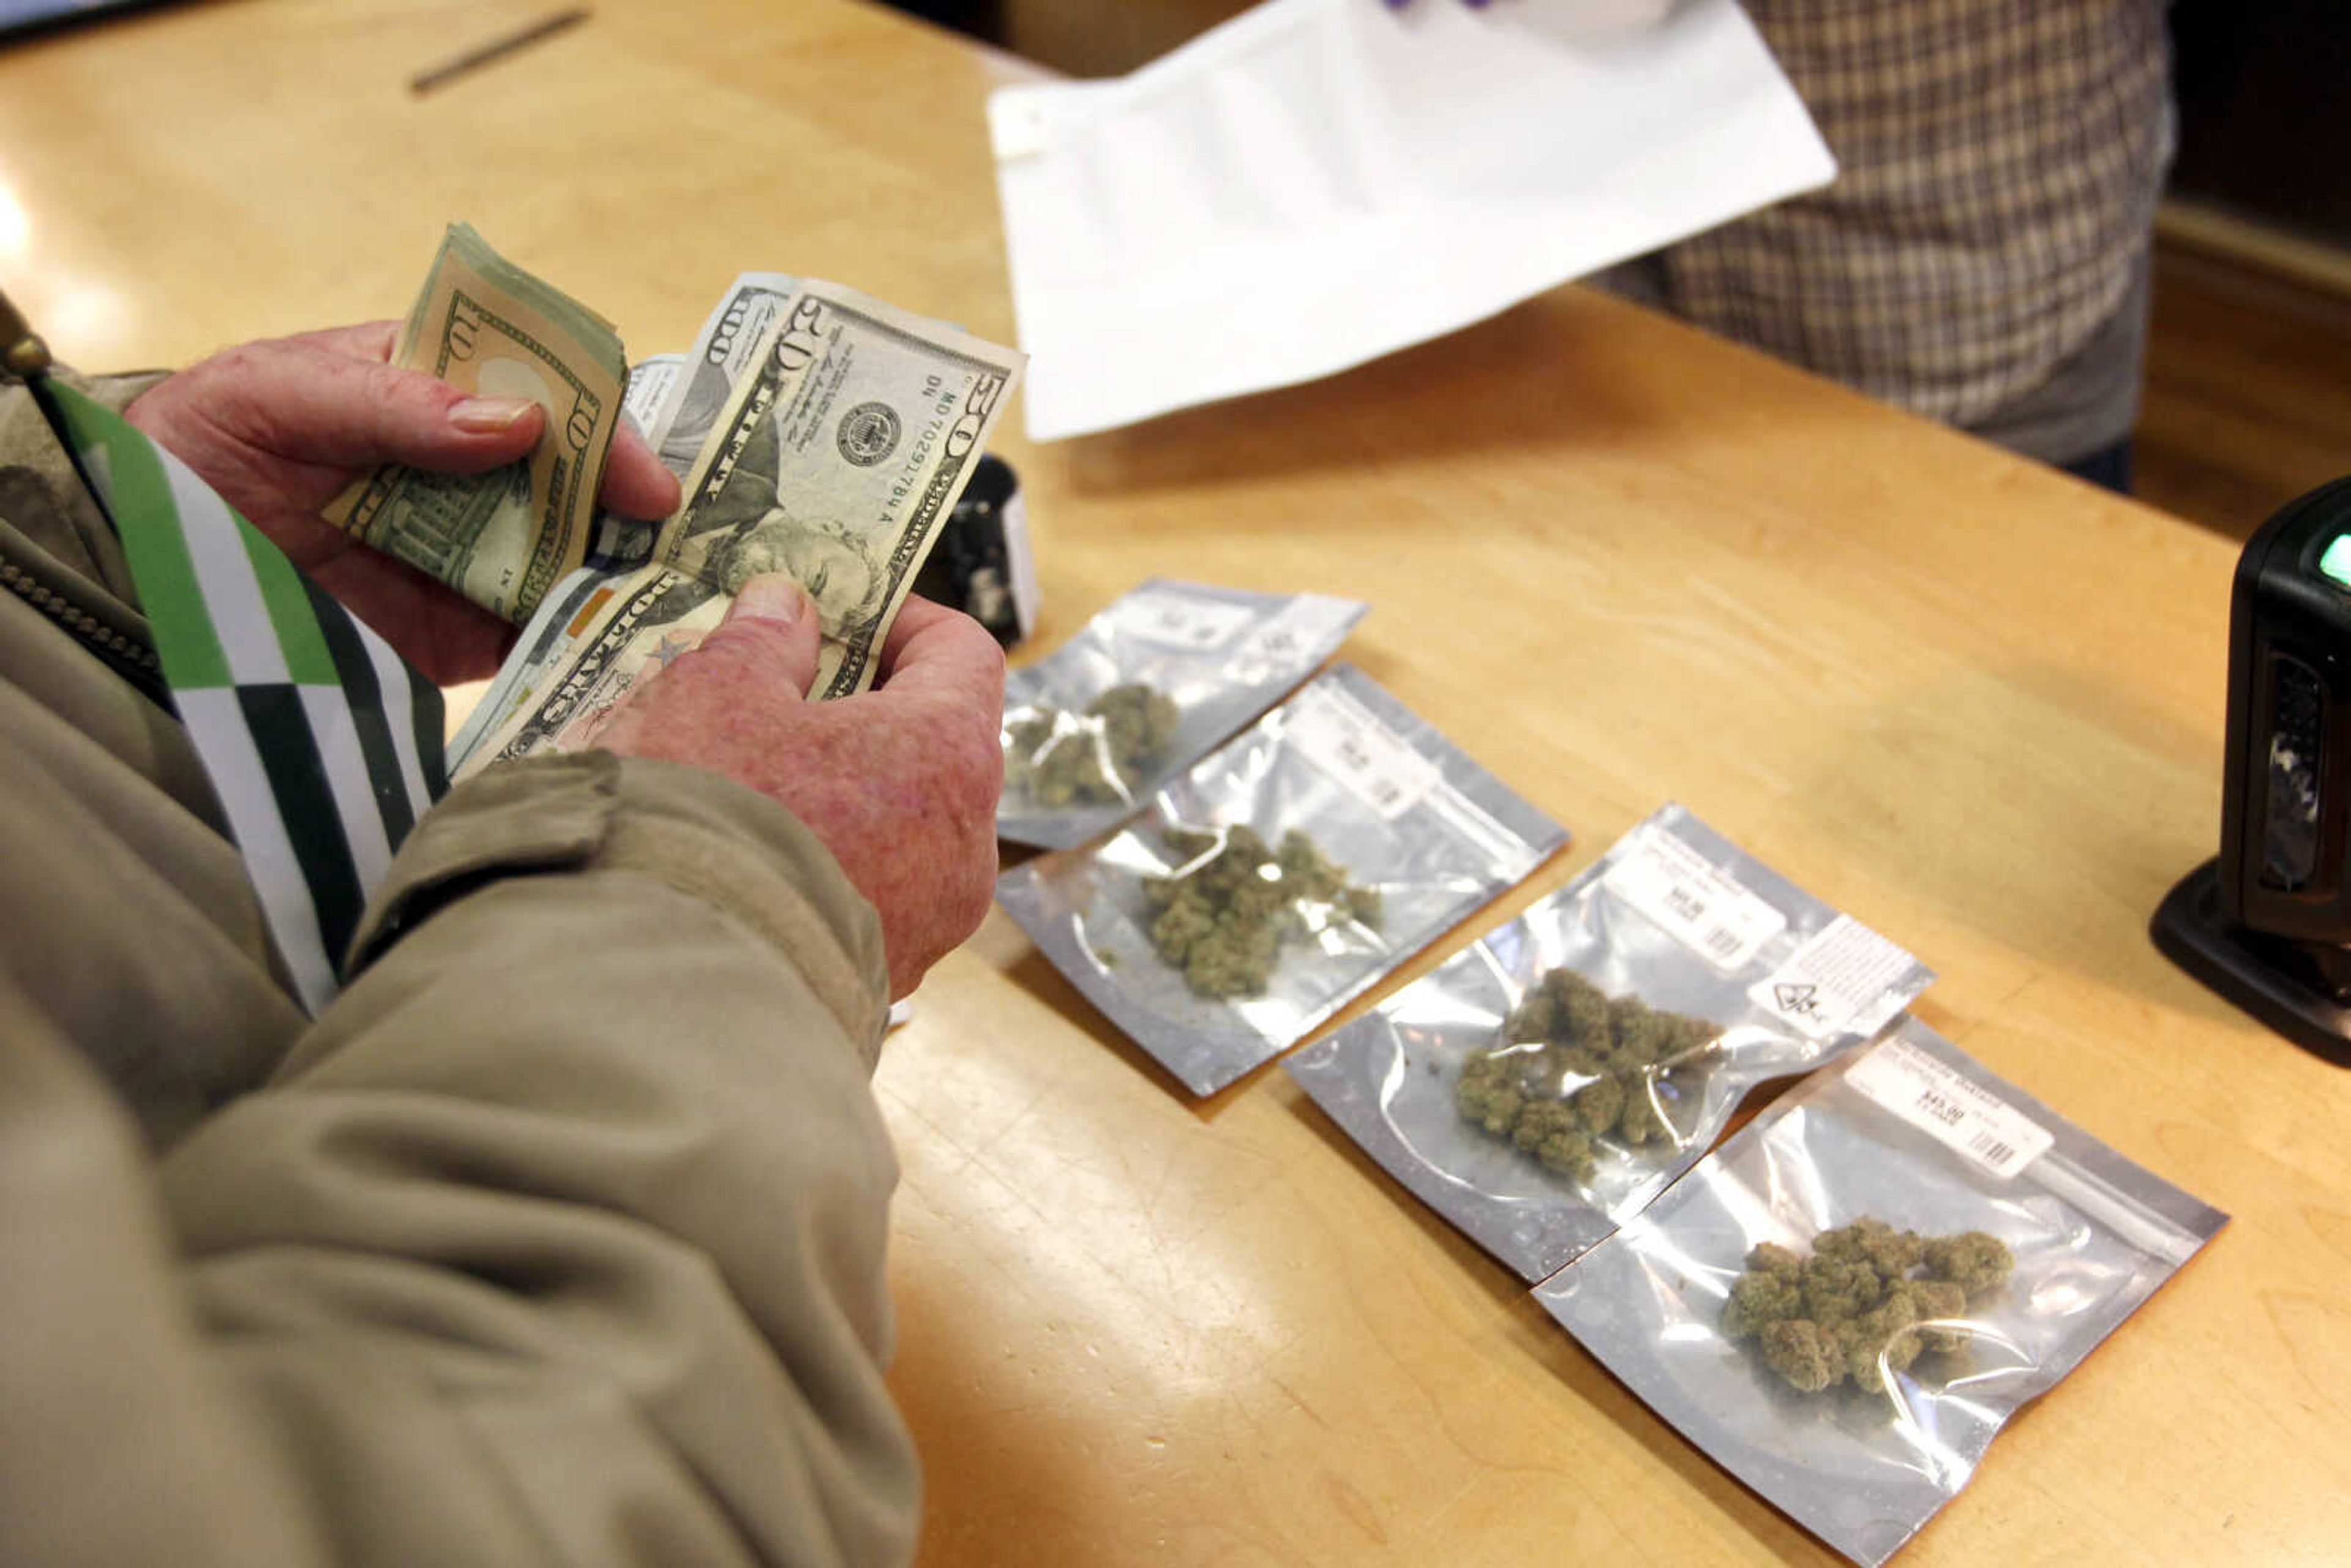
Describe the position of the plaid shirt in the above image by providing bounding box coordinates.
[1646,0,2172,448]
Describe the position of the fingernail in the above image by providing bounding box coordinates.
[730,573,808,627]
[448,396,538,432]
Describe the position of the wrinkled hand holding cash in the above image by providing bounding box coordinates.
[331,223,1023,773]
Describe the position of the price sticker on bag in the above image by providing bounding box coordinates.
[1229,593,1356,674]
[1284,682,1440,821]
[1122,590,1257,652]
[1845,1037,2055,1179]
[1603,830,1787,972]
[1748,914,1923,1040]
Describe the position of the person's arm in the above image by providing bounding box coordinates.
[0,739,918,1568]
[140,566,1000,1566]
[1,331,1002,1566]
[149,742,918,1568]
[8,572,998,1566]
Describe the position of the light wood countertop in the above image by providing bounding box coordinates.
[4,1,2343,1561]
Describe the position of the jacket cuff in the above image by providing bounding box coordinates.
[347,751,890,1055]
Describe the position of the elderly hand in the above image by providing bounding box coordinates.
[125,322,680,685]
[595,578,1006,1001]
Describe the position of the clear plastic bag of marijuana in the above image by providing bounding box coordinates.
[996,579,1367,850]
[1533,1015,2227,1567]
[994,664,1565,1096]
[1286,803,1934,1282]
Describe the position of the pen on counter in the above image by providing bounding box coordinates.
[410,7,591,96]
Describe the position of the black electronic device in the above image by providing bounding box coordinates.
[2154,474,2351,1064]
[912,454,1037,650]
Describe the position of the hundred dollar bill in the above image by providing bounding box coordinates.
[658,279,1022,697]
[580,354,689,571]
[647,273,800,479]
[624,353,686,433]
[456,563,729,772]
[323,223,628,623]
[446,563,607,767]
[584,288,787,568]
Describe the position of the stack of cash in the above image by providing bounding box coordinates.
[333,224,1024,774]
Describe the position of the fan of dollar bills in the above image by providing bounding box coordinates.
[328,223,1025,774]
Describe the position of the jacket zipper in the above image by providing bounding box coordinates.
[0,544,171,705]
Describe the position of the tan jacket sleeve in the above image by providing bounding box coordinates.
[1,747,918,1568]
[0,365,168,604]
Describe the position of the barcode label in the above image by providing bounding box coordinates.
[1745,914,1924,1040]
[1602,831,1787,972]
[1121,591,1256,653]
[1970,1130,2017,1166]
[1283,682,1440,821]
[1844,1038,2054,1179]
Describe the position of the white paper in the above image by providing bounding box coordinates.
[989,0,1835,441]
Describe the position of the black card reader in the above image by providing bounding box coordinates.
[2155,474,2351,1063]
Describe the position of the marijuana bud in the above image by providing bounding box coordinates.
[1922,1230,2015,1294]
[1453,966,1722,1185]
[1722,1217,2016,1395]
[1760,1318,1843,1394]
[1007,683,1182,807]
[1143,823,1379,999]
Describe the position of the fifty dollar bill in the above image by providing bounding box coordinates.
[452,276,1022,771]
[647,272,800,478]
[658,277,1021,699]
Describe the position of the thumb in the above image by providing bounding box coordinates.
[690,574,823,699]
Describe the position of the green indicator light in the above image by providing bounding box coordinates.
[2322,535,2351,588]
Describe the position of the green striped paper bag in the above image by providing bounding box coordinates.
[38,379,447,1013]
